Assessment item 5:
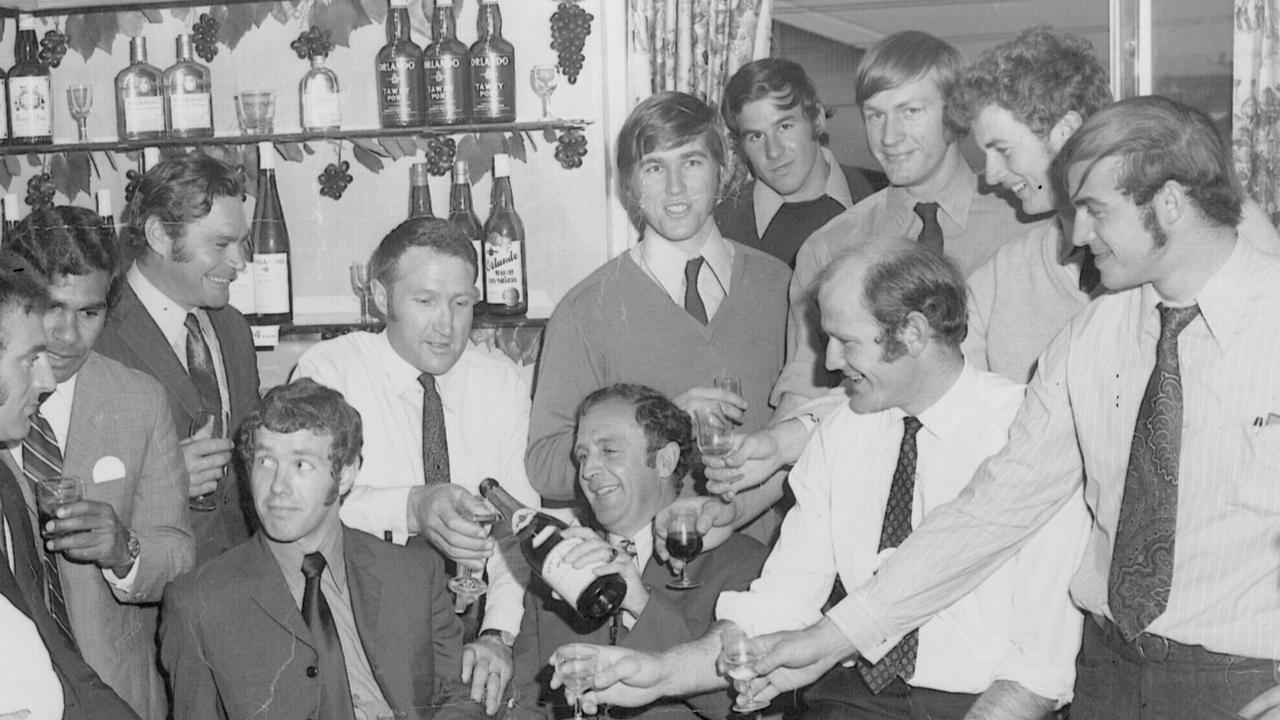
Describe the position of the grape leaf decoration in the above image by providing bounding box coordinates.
[550,1,592,84]
[124,169,142,204]
[555,130,587,170]
[193,13,220,63]
[426,136,457,177]
[291,26,334,61]
[26,173,55,211]
[318,160,352,200]
[38,29,69,69]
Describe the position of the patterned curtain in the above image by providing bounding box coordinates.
[1233,0,1280,225]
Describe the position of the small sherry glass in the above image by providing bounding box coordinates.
[530,65,559,119]
[66,84,92,142]
[692,406,733,460]
[557,643,600,720]
[664,507,703,590]
[719,626,770,715]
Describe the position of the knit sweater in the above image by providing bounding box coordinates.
[527,245,790,502]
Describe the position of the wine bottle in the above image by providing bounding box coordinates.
[115,37,165,141]
[9,14,51,145]
[376,0,425,129]
[424,0,469,126]
[409,158,435,218]
[483,153,527,315]
[299,53,341,132]
[163,35,214,139]
[479,479,626,620]
[448,160,485,306]
[2,194,21,244]
[251,142,292,325]
[469,0,515,123]
[94,189,118,245]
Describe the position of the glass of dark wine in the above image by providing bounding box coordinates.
[447,502,498,612]
[35,476,84,538]
[664,507,703,590]
[557,643,600,720]
[188,409,220,512]
[718,625,770,715]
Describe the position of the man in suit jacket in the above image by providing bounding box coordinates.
[95,153,261,565]
[4,206,195,720]
[161,379,485,720]
[0,265,140,720]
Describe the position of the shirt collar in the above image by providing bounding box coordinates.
[1135,234,1252,353]
[885,159,977,232]
[911,360,979,441]
[638,224,734,301]
[752,147,853,238]
[265,519,348,594]
[127,263,193,348]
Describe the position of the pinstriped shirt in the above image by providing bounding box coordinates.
[832,236,1280,660]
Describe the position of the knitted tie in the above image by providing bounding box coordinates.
[301,552,356,720]
[683,257,708,325]
[21,412,74,642]
[419,373,450,485]
[183,313,224,437]
[1108,303,1200,640]
[913,202,944,255]
[859,416,923,693]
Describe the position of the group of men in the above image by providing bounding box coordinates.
[1,21,1278,720]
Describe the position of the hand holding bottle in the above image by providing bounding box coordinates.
[559,527,649,616]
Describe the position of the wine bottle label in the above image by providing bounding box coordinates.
[541,534,604,606]
[470,53,514,120]
[253,253,291,314]
[170,92,213,131]
[378,58,424,126]
[228,263,257,315]
[511,508,537,534]
[425,55,468,123]
[124,95,165,134]
[483,231,524,308]
[9,77,51,138]
[302,91,341,130]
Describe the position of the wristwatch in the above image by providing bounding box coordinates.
[479,629,516,647]
[114,529,140,574]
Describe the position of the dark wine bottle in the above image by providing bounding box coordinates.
[424,0,469,126]
[409,159,435,218]
[483,153,527,315]
[448,160,485,306]
[479,479,626,620]
[115,37,165,141]
[251,142,292,325]
[9,14,51,145]
[376,0,425,129]
[469,0,515,123]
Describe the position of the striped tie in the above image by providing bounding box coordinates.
[21,411,75,643]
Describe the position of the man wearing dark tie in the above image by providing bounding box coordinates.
[95,153,261,565]
[0,266,139,720]
[160,379,485,720]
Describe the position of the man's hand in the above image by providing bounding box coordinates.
[179,435,232,498]
[749,618,855,704]
[44,500,132,572]
[651,497,734,568]
[559,527,649,615]
[550,644,669,715]
[673,386,747,424]
[703,428,786,499]
[1242,684,1280,719]
[462,635,513,716]
[409,484,495,570]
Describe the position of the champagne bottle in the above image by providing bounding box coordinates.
[299,54,342,132]
[483,153,527,315]
[376,0,425,129]
[479,479,626,620]
[115,37,165,141]
[424,0,468,126]
[408,158,435,218]
[469,0,515,123]
[251,142,292,325]
[163,35,214,139]
[9,14,51,145]
[448,160,485,305]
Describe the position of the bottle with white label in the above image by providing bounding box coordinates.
[299,53,341,132]
[163,35,214,139]
[483,153,527,315]
[479,479,626,620]
[251,142,292,325]
[9,14,51,145]
[115,37,165,141]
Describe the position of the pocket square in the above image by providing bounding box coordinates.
[92,456,127,483]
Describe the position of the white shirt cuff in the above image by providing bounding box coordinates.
[102,553,141,594]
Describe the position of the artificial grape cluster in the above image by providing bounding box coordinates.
[124,169,142,204]
[38,29,68,69]
[193,13,220,63]
[555,130,588,169]
[290,26,333,61]
[26,173,55,210]
[425,137,456,176]
[318,161,352,200]
[550,2,592,84]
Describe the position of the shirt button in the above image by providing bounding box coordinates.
[306,665,318,678]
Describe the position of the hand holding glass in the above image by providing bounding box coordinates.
[530,65,559,119]
[557,643,600,720]
[447,501,497,612]
[36,477,85,539]
[719,628,770,714]
[664,507,703,590]
[188,409,220,512]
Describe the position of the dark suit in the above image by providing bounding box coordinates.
[159,528,485,720]
[96,280,260,564]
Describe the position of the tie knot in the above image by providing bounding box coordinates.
[418,372,437,394]
[302,552,327,579]
[1157,303,1200,341]
[913,202,940,223]
[902,416,923,439]
[684,256,704,283]
[183,312,201,335]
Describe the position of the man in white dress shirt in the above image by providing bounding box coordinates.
[552,240,1089,720]
[295,217,539,714]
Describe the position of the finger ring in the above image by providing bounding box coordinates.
[608,548,619,562]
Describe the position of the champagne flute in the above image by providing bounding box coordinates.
[557,643,600,720]
[719,627,770,714]
[66,84,92,142]
[349,262,373,324]
[664,507,703,590]
[530,65,559,119]
[447,502,498,612]
[188,409,220,512]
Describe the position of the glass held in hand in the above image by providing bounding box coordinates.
[692,405,734,460]
[718,627,770,714]
[664,507,703,590]
[188,409,220,512]
[530,65,559,119]
[349,262,374,325]
[35,476,85,540]
[557,643,600,720]
[448,501,499,612]
[66,84,93,142]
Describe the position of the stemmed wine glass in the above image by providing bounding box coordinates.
[188,409,220,512]
[349,262,373,325]
[447,503,498,613]
[664,507,703,590]
[530,65,559,119]
[558,643,600,720]
[719,626,770,715]
[67,84,92,142]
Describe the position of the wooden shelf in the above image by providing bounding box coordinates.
[279,312,546,340]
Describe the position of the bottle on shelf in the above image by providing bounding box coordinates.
[483,153,527,316]
[424,0,469,126]
[2,194,21,245]
[163,35,214,139]
[94,189,118,245]
[115,37,165,141]
[0,32,9,145]
[9,13,52,145]
[408,156,435,218]
[469,0,516,123]
[141,146,161,172]
[479,479,626,620]
[376,0,425,129]
[299,52,341,132]
[448,160,485,306]
[250,142,292,325]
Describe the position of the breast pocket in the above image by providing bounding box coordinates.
[1239,426,1280,515]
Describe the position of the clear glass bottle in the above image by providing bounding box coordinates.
[469,0,515,123]
[163,35,214,139]
[9,14,51,145]
[425,0,469,125]
[448,159,485,306]
[376,0,424,129]
[115,37,165,141]
[299,54,341,132]
[483,153,527,315]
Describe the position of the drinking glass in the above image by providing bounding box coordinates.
[664,507,703,590]
[719,627,770,714]
[530,65,559,119]
[235,90,276,134]
[349,262,374,324]
[188,409,220,512]
[35,476,84,538]
[713,375,742,421]
[66,84,92,142]
[692,406,733,460]
[557,643,600,720]
[447,503,498,612]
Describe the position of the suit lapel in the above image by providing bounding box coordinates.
[110,284,204,425]
[243,534,315,648]
[63,355,106,468]
[346,530,385,655]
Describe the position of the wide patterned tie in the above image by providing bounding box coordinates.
[1108,303,1200,640]
[859,416,924,693]
[913,202,944,255]
[419,373,451,485]
[301,552,356,720]
[21,411,75,643]
[683,257,709,325]
[184,312,225,437]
